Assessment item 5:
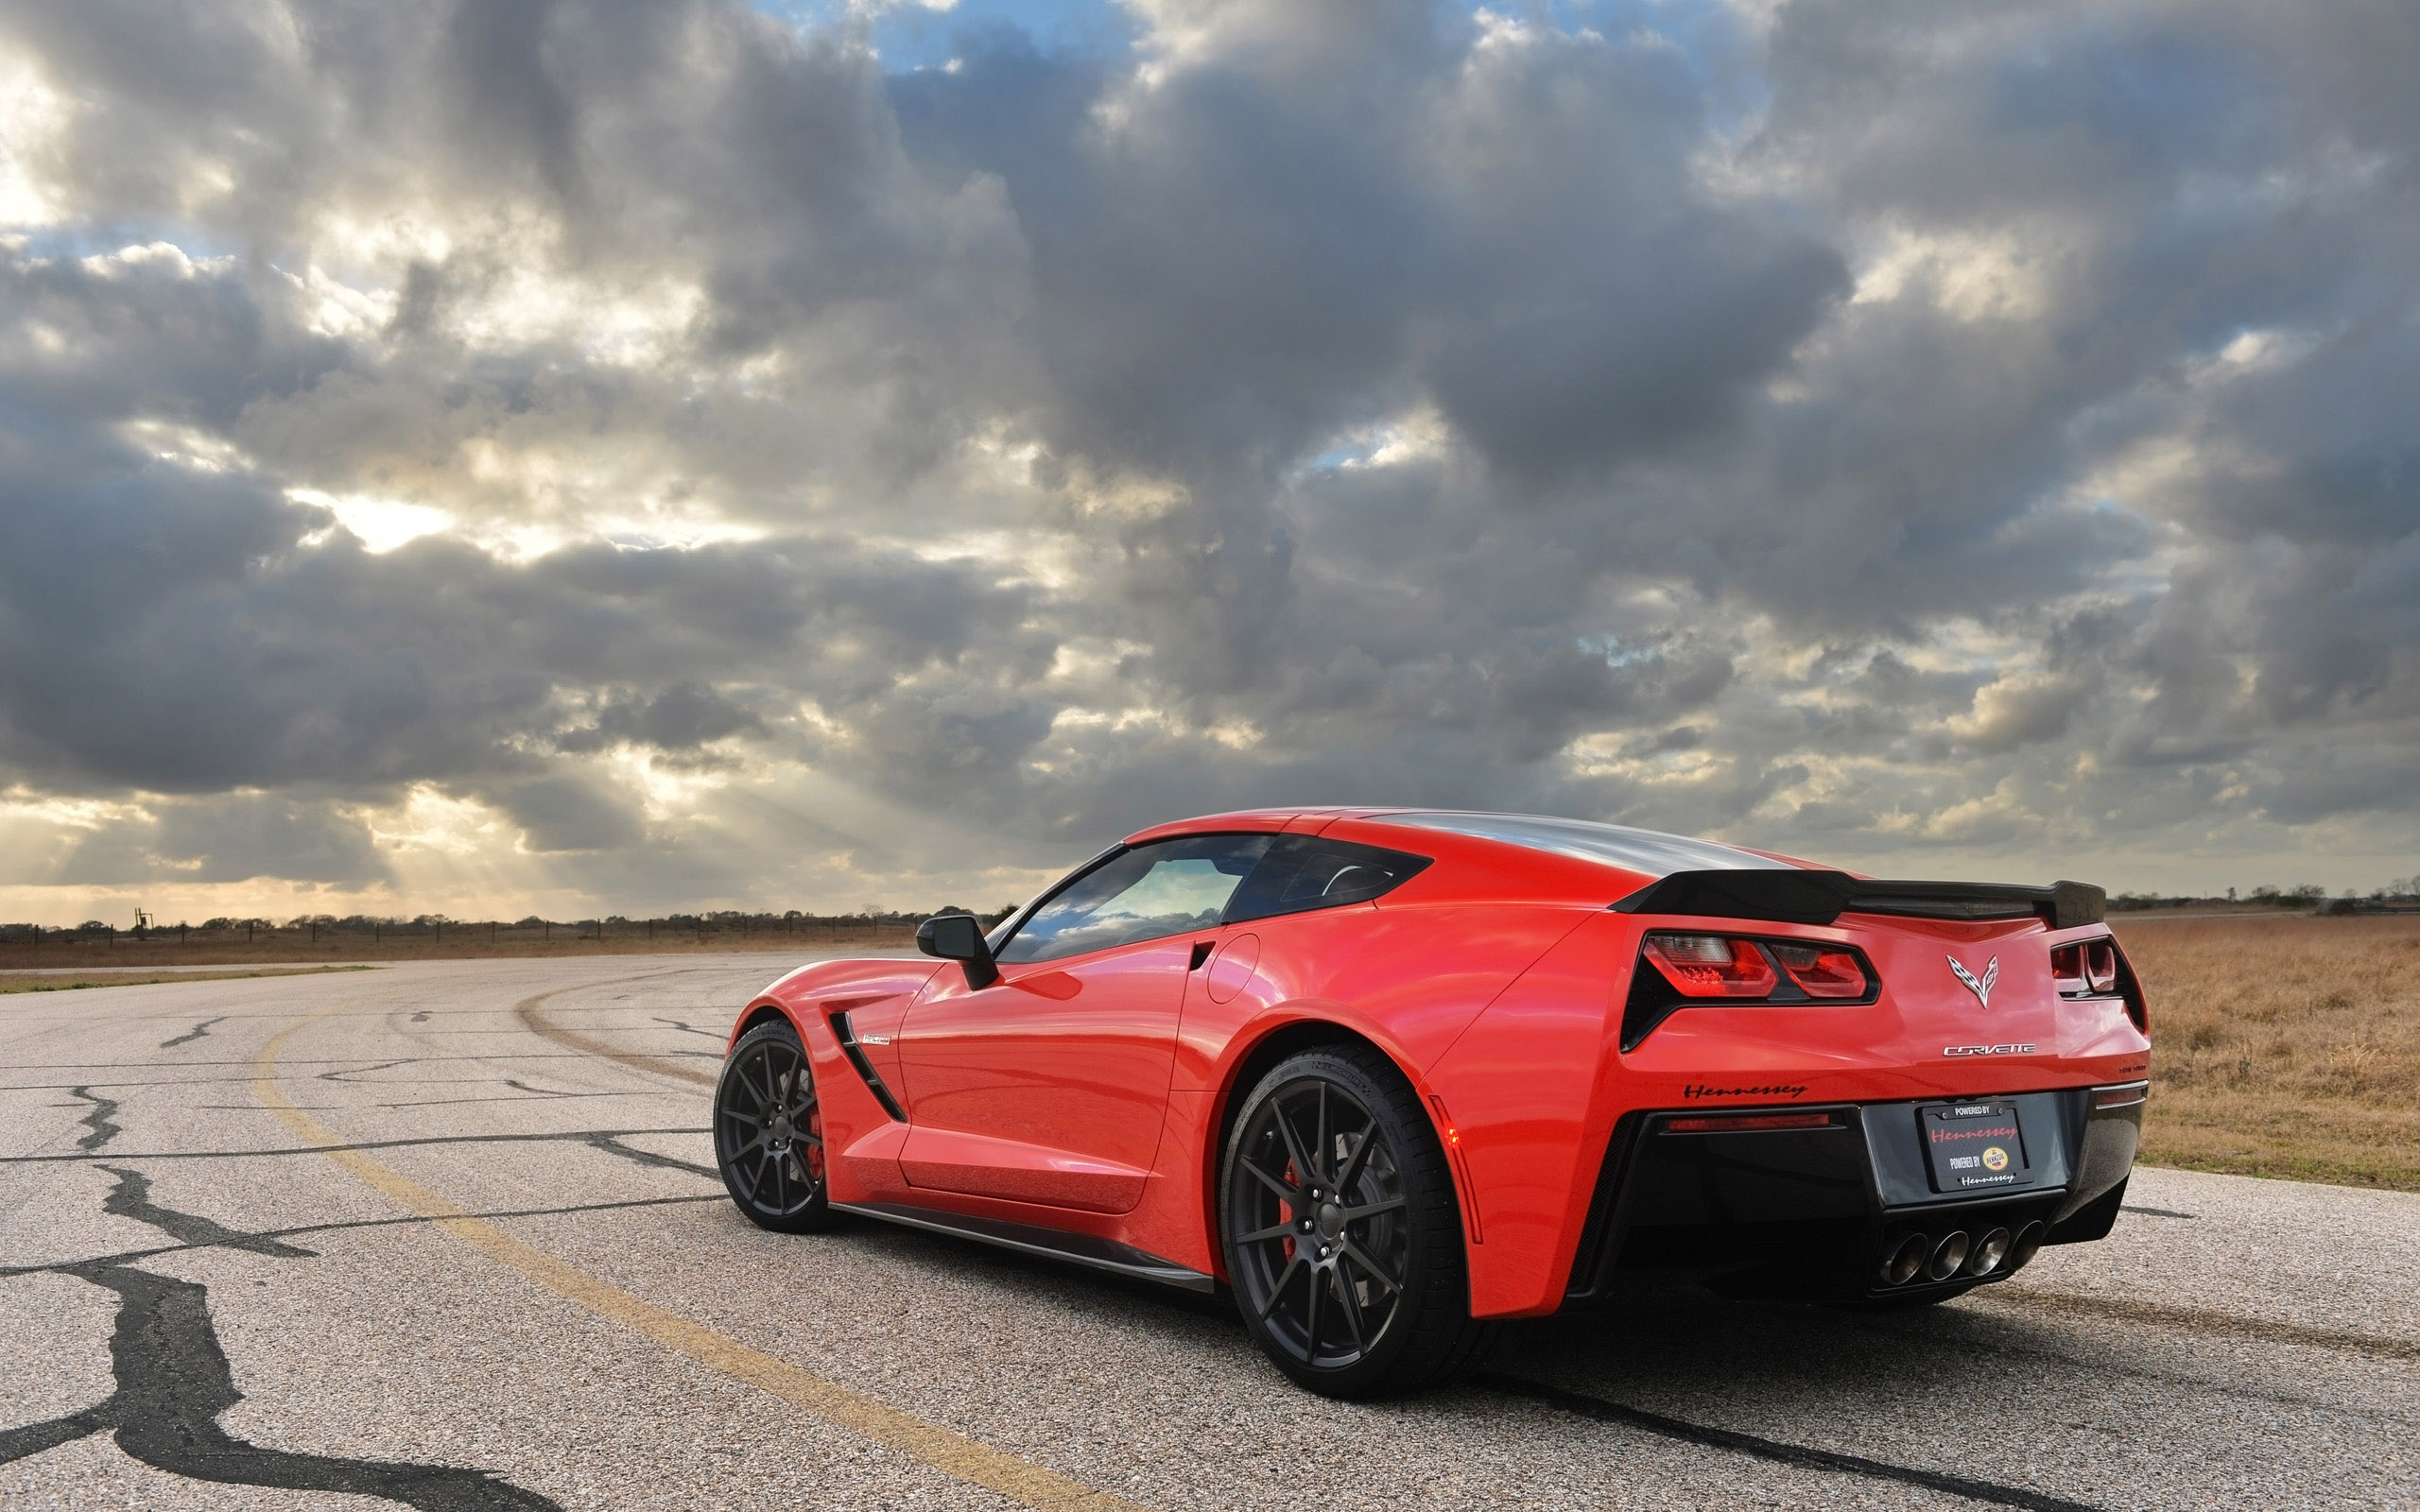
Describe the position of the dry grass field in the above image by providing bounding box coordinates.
[2115,913,2420,1191]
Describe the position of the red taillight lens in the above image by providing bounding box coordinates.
[2052,938,2120,997]
[1770,941,1871,999]
[2086,939,2119,994]
[2050,943,2086,995]
[1642,933,1778,998]
[1666,1111,1838,1133]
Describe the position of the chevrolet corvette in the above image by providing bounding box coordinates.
[715,810,2150,1397]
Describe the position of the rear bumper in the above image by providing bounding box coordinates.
[1561,1083,2145,1306]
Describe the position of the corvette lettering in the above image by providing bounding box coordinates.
[1943,1042,2035,1057]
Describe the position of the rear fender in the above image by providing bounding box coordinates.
[1426,910,1642,1317]
[1191,1005,1479,1285]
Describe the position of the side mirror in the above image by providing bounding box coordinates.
[915,912,1000,990]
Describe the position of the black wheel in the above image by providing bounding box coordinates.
[714,1018,834,1232]
[1219,1044,1496,1398]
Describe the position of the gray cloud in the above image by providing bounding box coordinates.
[52,794,388,886]
[1,0,2416,919]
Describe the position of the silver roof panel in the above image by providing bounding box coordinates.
[1372,811,1797,878]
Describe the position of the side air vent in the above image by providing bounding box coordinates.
[830,1011,907,1122]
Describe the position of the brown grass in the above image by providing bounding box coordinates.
[0,965,375,995]
[2115,913,2420,1191]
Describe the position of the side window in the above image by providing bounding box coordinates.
[995,834,1275,964]
[1224,834,1432,924]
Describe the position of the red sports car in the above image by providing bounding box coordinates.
[716,810,2150,1397]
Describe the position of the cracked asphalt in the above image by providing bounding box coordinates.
[2,956,2413,1510]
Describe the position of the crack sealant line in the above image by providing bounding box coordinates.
[249,1007,1150,1512]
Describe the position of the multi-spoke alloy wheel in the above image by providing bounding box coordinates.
[1220,1046,1496,1397]
[714,1019,834,1232]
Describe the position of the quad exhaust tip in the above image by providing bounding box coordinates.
[1965,1227,2012,1277]
[1925,1230,1972,1281]
[1880,1233,1927,1287]
[1879,1218,2046,1288]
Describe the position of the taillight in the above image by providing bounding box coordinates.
[2051,943,2086,995]
[1641,933,1875,1001]
[1642,934,1776,997]
[1770,941,1871,999]
[2085,939,2119,994]
[1622,932,1880,1050]
[2052,937,2123,997]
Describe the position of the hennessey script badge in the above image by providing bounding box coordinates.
[1947,954,1999,1009]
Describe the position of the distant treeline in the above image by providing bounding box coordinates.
[2110,881,2420,914]
[0,904,1023,943]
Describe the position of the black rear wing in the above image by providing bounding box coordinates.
[1611,870,2104,931]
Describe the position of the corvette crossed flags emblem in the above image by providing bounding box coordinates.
[1947,954,1999,1009]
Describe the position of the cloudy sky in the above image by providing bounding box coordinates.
[1,0,2415,925]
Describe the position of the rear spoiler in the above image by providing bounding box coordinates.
[1611,871,2105,931]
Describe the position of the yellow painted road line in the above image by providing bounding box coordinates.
[251,1008,1152,1512]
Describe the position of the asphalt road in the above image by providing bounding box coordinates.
[2,957,2412,1511]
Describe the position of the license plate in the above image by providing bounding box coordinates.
[1920,1102,2035,1193]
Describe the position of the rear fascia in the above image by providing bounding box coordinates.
[1564,1082,2144,1303]
[1430,902,2148,1316]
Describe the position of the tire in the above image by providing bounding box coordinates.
[1219,1044,1497,1398]
[714,1018,836,1233]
